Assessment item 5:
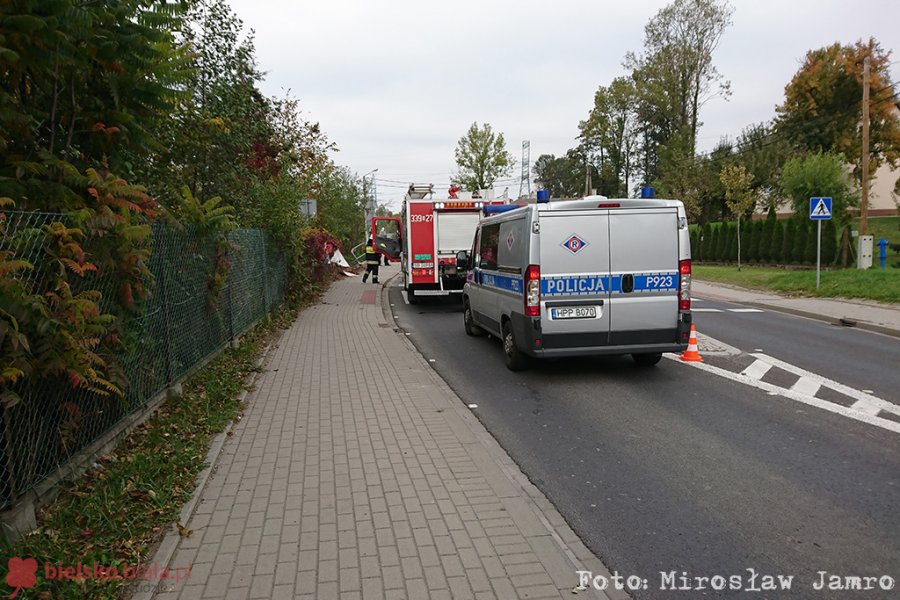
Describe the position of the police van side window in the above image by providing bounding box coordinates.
[479,223,500,270]
[497,219,524,271]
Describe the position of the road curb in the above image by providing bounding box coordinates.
[740,301,900,339]
[131,341,278,600]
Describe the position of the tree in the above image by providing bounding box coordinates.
[532,150,597,198]
[780,151,857,223]
[822,219,838,265]
[775,38,900,182]
[781,219,795,264]
[759,205,777,262]
[625,0,734,185]
[792,219,808,263]
[578,77,639,196]
[700,223,712,260]
[453,122,514,191]
[720,164,756,268]
[714,224,726,260]
[735,123,792,207]
[770,220,784,263]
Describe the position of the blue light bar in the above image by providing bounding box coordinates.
[483,204,523,215]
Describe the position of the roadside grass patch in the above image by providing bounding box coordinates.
[694,265,900,304]
[0,306,297,600]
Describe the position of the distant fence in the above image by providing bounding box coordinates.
[0,212,288,510]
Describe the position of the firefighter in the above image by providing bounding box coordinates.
[362,239,380,283]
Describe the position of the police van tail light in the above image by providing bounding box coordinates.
[678,259,691,311]
[525,265,541,317]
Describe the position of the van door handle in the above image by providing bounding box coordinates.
[621,273,634,293]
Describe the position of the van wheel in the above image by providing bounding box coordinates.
[502,322,529,371]
[407,288,418,305]
[632,352,662,366]
[463,301,483,337]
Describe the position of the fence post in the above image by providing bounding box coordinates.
[159,231,180,398]
[262,232,269,314]
[227,232,235,343]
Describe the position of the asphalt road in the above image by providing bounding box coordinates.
[386,282,900,599]
[691,297,899,402]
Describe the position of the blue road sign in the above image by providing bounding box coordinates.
[810,197,832,220]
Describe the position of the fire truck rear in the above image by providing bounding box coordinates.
[394,184,505,303]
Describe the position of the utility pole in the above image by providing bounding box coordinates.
[861,55,870,236]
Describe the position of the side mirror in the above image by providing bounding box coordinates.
[456,250,470,270]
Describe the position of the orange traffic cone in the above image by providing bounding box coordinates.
[680,324,703,362]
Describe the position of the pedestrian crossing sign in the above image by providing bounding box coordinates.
[809,197,832,220]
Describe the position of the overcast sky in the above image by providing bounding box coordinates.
[226,0,900,209]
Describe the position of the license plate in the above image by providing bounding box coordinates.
[550,306,597,320]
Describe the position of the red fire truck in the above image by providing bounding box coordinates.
[371,184,507,303]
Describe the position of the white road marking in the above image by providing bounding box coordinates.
[790,377,821,397]
[851,400,882,416]
[692,308,723,312]
[664,354,900,435]
[400,291,410,305]
[741,359,772,380]
[748,353,900,417]
[728,308,765,313]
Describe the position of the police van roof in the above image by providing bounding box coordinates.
[543,196,684,210]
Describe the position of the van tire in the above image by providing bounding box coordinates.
[463,301,483,336]
[632,352,662,366]
[407,288,418,304]
[502,322,529,371]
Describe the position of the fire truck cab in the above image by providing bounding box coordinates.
[383,184,506,303]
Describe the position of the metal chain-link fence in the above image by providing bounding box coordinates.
[0,212,288,509]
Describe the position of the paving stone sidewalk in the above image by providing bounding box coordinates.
[148,271,621,600]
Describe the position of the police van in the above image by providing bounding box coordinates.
[456,196,693,370]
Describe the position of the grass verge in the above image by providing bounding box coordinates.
[694,264,900,304]
[0,302,302,599]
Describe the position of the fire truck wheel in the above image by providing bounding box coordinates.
[463,301,483,337]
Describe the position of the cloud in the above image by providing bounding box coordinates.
[227,0,900,206]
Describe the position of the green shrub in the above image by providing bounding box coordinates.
[781,219,795,264]
[769,220,783,263]
[793,219,808,263]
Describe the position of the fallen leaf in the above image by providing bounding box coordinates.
[80,528,93,539]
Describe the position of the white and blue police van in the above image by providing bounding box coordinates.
[456,195,693,370]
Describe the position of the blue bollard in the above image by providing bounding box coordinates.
[877,238,889,269]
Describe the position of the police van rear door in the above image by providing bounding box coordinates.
[539,209,611,345]
[608,208,680,344]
